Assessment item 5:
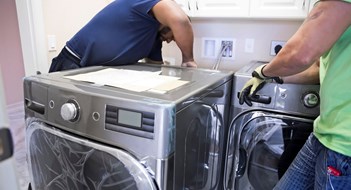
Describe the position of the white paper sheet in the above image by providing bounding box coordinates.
[64,68,189,92]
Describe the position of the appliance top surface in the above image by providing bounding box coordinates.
[235,60,268,77]
[27,64,233,103]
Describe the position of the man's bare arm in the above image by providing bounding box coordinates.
[152,0,196,66]
[263,1,351,77]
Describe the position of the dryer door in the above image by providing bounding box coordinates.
[26,119,157,190]
[225,110,314,190]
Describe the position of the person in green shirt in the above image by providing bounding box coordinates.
[239,0,351,189]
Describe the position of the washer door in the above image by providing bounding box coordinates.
[26,119,157,190]
[225,110,314,190]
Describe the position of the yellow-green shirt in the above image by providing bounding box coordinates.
[314,0,351,157]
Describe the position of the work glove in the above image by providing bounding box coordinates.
[239,64,283,106]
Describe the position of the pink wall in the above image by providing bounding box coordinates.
[0,0,25,105]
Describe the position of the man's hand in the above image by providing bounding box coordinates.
[181,61,197,68]
[239,64,283,106]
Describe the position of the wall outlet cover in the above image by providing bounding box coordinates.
[270,40,286,56]
[201,37,236,60]
[220,38,236,60]
[202,38,217,59]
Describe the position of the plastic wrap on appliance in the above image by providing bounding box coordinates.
[26,117,157,190]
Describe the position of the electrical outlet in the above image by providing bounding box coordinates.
[270,41,286,56]
[220,39,236,59]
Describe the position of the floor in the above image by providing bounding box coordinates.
[7,102,29,190]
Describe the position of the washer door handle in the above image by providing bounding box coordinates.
[249,94,271,104]
[237,92,271,104]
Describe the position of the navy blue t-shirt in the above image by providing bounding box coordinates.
[66,0,162,67]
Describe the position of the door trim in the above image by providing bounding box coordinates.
[15,0,48,76]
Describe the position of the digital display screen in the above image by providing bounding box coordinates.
[118,109,142,128]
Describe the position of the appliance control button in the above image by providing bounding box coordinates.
[49,100,55,109]
[92,112,100,121]
[61,101,79,121]
[303,92,319,108]
[280,92,287,99]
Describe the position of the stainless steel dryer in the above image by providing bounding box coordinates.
[224,61,320,190]
[24,64,233,190]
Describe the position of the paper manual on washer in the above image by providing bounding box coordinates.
[64,68,189,93]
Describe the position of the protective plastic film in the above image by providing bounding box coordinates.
[26,118,157,190]
[175,101,224,190]
[225,110,314,190]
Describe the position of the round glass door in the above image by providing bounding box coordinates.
[225,110,314,190]
[26,119,157,190]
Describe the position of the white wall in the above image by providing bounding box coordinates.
[163,18,302,71]
[41,1,303,72]
[43,0,111,66]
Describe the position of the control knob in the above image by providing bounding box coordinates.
[60,100,80,122]
[303,92,319,108]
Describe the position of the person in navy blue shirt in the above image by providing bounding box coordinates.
[49,0,197,72]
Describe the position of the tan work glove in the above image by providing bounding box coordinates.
[239,64,283,106]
